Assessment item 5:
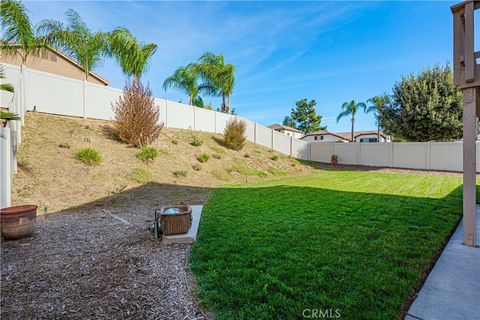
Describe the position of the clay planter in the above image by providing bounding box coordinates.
[0,205,38,240]
[331,155,339,167]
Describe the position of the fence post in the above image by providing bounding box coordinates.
[165,99,168,128]
[290,136,293,156]
[271,129,274,150]
[426,141,431,170]
[20,65,27,125]
[389,143,393,167]
[1,125,12,208]
[82,80,87,118]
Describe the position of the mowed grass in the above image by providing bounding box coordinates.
[190,170,465,320]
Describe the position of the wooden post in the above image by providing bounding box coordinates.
[463,87,477,247]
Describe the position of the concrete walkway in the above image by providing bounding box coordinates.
[405,208,480,320]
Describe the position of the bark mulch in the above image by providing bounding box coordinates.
[1,205,208,319]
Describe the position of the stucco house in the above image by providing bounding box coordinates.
[1,46,109,86]
[301,130,391,143]
[268,124,304,139]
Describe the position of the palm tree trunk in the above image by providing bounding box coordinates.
[351,117,355,142]
[133,74,137,88]
[189,94,193,106]
[377,124,380,142]
[222,94,226,113]
[227,93,231,114]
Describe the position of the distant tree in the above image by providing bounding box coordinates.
[1,0,47,64]
[282,115,296,128]
[109,27,157,86]
[336,100,367,142]
[366,94,391,141]
[163,65,199,106]
[291,99,325,134]
[38,9,109,80]
[194,52,235,113]
[0,65,14,92]
[378,65,463,142]
[193,95,204,108]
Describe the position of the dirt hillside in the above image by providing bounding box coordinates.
[13,112,317,212]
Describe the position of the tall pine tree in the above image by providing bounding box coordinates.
[290,98,326,134]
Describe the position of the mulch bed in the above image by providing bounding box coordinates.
[1,205,207,319]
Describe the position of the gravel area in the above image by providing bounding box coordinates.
[1,205,208,319]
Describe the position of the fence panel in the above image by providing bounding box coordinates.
[166,101,194,129]
[215,112,234,134]
[194,107,216,132]
[392,142,428,169]
[255,124,272,148]
[154,99,167,126]
[272,130,291,155]
[430,142,463,172]
[310,142,332,163]
[359,143,390,167]
[292,138,309,160]
[244,119,255,142]
[0,64,20,109]
[27,69,83,117]
[333,143,357,165]
[85,83,122,120]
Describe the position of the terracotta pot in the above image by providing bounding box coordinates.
[0,205,38,240]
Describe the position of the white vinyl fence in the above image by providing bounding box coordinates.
[0,63,476,208]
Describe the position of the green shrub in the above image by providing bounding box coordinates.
[197,153,210,163]
[128,167,152,183]
[190,136,203,146]
[74,148,101,166]
[212,153,222,159]
[192,164,202,171]
[173,170,188,178]
[271,155,279,161]
[267,167,286,176]
[136,146,159,163]
[224,118,247,151]
[171,139,179,145]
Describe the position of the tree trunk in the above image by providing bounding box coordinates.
[351,117,355,142]
[377,124,380,142]
[227,93,231,114]
[133,74,137,88]
[222,94,226,113]
[189,94,193,106]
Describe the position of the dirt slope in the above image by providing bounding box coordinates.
[13,112,315,212]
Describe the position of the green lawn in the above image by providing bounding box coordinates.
[190,171,465,320]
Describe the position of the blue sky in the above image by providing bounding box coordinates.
[24,1,457,131]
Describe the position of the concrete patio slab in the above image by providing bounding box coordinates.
[163,205,203,244]
[405,208,480,320]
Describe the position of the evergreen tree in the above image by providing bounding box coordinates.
[290,98,325,134]
[282,116,296,128]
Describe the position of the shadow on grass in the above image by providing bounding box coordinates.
[190,184,464,320]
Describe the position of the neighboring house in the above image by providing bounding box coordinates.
[268,124,303,139]
[302,130,391,143]
[1,46,109,86]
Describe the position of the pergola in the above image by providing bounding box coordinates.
[451,0,479,247]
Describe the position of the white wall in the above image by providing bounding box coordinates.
[255,124,273,148]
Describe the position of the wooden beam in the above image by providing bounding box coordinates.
[464,1,475,82]
[462,87,477,247]
[453,11,464,86]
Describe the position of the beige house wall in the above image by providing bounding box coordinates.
[1,49,107,86]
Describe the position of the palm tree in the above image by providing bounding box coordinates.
[109,27,157,86]
[195,52,235,113]
[0,65,14,92]
[336,100,366,142]
[366,94,391,142]
[37,9,110,80]
[0,0,46,64]
[163,65,199,106]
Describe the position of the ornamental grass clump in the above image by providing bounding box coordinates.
[136,146,159,163]
[112,80,163,147]
[75,147,101,166]
[224,118,246,151]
